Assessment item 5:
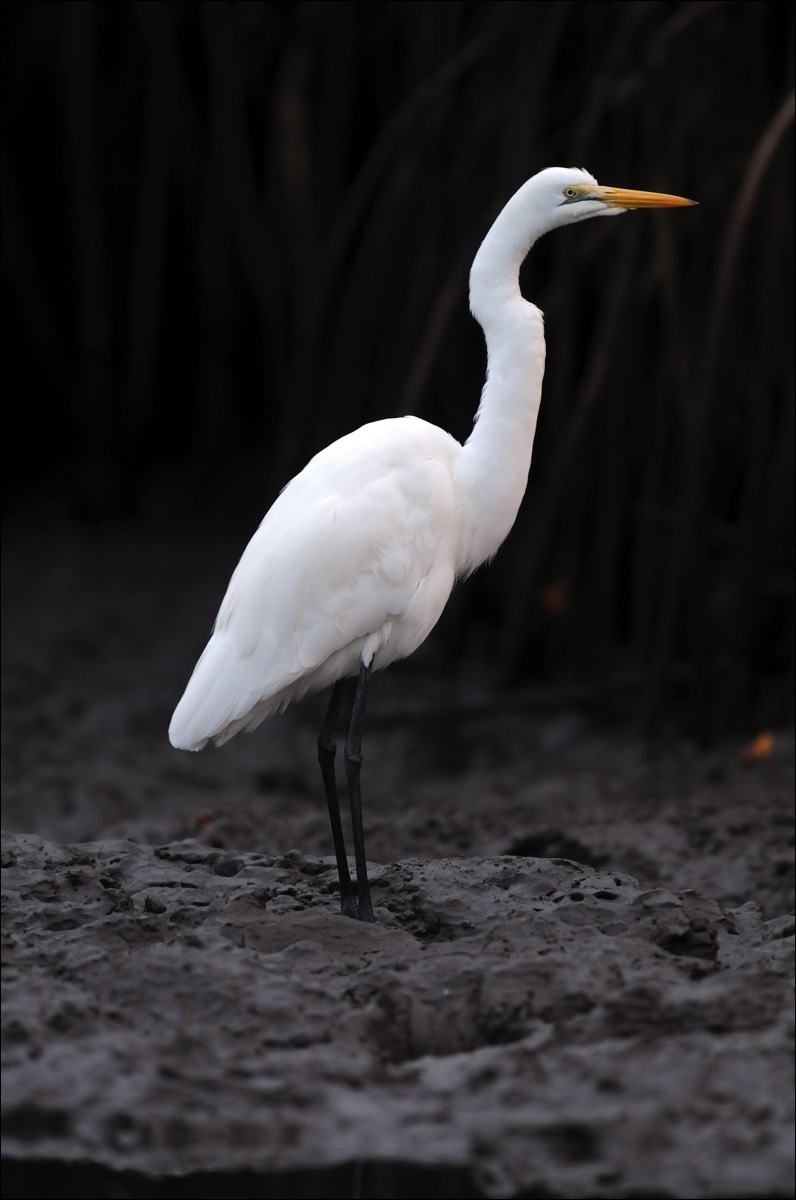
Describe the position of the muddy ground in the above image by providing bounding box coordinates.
[1,507,794,1199]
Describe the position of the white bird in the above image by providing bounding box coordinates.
[169,166,695,921]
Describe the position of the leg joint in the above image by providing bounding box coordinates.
[318,730,336,759]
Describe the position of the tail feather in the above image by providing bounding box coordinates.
[168,631,281,751]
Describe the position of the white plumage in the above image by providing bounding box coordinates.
[170,417,462,748]
[169,166,695,920]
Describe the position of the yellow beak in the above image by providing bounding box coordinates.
[591,185,697,208]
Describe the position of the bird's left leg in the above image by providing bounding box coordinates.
[318,680,357,918]
[345,658,375,922]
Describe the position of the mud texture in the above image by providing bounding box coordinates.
[2,513,794,1199]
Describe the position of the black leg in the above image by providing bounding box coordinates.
[345,659,375,922]
[318,680,357,918]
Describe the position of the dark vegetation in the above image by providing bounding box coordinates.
[2,1,794,738]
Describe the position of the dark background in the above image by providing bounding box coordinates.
[2,0,794,740]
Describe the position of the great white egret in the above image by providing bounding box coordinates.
[169,166,695,921]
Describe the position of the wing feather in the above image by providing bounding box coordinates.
[169,418,461,750]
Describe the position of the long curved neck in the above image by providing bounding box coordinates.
[454,187,549,576]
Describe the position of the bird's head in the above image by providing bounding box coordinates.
[530,166,697,228]
[469,165,696,326]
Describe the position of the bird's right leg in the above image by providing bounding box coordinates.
[318,680,357,918]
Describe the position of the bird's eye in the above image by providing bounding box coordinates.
[564,187,577,198]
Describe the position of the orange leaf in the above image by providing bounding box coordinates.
[737,731,774,766]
